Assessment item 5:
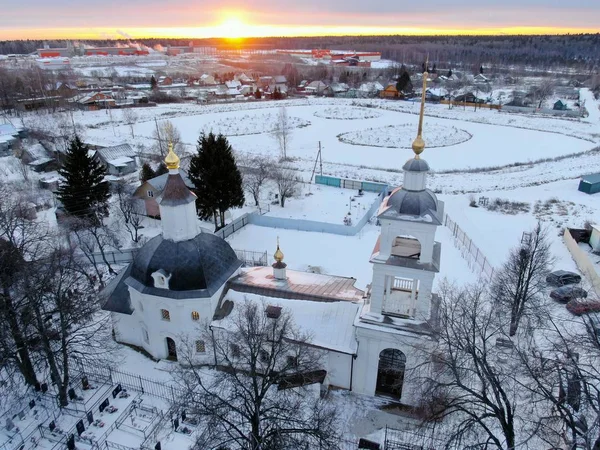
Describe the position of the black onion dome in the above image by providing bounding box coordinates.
[402,158,430,172]
[387,189,438,216]
[130,233,241,296]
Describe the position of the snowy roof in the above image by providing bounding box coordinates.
[225,80,241,89]
[142,171,193,192]
[95,144,135,163]
[214,290,360,354]
[228,267,365,303]
[25,143,50,160]
[273,75,287,84]
[108,156,134,167]
[0,124,18,136]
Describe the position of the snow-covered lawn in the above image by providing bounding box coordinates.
[199,111,310,136]
[314,106,382,120]
[338,123,472,149]
[226,222,475,290]
[264,183,379,224]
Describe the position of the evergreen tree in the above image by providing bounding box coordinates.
[396,70,412,93]
[150,75,158,90]
[188,132,244,231]
[480,65,484,74]
[255,89,262,99]
[447,69,453,78]
[140,162,156,182]
[56,136,109,220]
[432,63,437,74]
[155,163,169,176]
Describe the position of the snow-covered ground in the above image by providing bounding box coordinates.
[4,88,600,448]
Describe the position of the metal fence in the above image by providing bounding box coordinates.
[383,425,444,450]
[444,214,495,282]
[214,213,251,239]
[81,363,184,403]
[235,249,268,267]
[315,175,388,193]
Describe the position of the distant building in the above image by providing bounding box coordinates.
[578,173,600,195]
[553,100,568,111]
[71,92,116,111]
[92,144,137,176]
[133,171,194,217]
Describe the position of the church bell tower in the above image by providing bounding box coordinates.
[368,65,444,322]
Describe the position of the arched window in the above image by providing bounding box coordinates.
[376,348,406,399]
[191,311,200,321]
[160,309,170,321]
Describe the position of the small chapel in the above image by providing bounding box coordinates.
[102,70,443,406]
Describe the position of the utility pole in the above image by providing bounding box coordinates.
[154,117,163,157]
[309,141,322,183]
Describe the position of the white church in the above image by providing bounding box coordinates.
[102,76,443,406]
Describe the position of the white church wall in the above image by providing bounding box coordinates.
[123,287,219,361]
[326,351,353,390]
[112,312,142,347]
[160,201,199,242]
[378,219,437,264]
[353,326,433,406]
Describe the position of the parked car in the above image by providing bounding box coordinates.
[550,286,588,303]
[566,299,600,316]
[546,270,581,286]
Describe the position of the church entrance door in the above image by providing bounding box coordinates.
[166,337,177,361]
[375,348,406,399]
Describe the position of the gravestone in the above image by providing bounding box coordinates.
[68,388,76,400]
[67,434,75,450]
[86,411,94,425]
[76,420,85,436]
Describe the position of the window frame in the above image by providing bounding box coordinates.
[160,309,170,321]
[191,311,200,321]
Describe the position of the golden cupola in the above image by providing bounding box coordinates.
[164,142,180,170]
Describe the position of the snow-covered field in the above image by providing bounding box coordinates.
[313,106,382,120]
[5,88,600,447]
[199,110,310,136]
[73,96,597,173]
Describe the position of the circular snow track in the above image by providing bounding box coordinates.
[200,111,310,136]
[338,123,472,148]
[314,106,382,120]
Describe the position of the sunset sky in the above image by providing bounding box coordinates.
[1,0,599,39]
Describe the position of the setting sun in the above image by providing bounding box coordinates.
[214,15,249,39]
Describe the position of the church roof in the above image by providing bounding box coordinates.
[101,265,134,314]
[402,157,430,172]
[157,173,196,206]
[126,233,242,299]
[378,187,442,225]
[213,290,360,354]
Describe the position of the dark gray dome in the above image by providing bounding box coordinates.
[387,189,438,216]
[403,158,430,172]
[131,233,241,294]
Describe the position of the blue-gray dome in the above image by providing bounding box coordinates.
[131,233,241,295]
[387,189,438,216]
[403,158,430,172]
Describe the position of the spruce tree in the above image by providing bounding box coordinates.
[150,75,158,90]
[155,163,169,176]
[188,132,244,231]
[57,136,109,220]
[140,162,156,182]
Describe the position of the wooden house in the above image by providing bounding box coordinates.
[380,84,400,98]
[133,172,194,217]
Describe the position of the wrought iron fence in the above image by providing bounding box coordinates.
[444,214,495,282]
[235,249,268,267]
[214,213,251,239]
[81,363,184,403]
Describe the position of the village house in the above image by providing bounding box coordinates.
[199,74,217,86]
[304,80,328,95]
[553,99,568,111]
[358,81,384,98]
[71,92,116,111]
[380,84,401,99]
[92,144,137,176]
[0,123,21,155]
[323,82,350,97]
[158,76,173,86]
[20,142,56,172]
[133,170,194,217]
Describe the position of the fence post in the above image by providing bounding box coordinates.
[139,375,144,394]
[108,367,113,384]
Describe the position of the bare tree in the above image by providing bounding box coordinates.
[491,223,553,336]
[272,107,292,160]
[514,317,600,450]
[121,108,138,138]
[114,182,144,244]
[273,165,300,208]
[243,155,272,206]
[530,79,555,109]
[24,246,111,407]
[419,281,539,450]
[152,119,184,159]
[69,215,119,287]
[176,300,340,450]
